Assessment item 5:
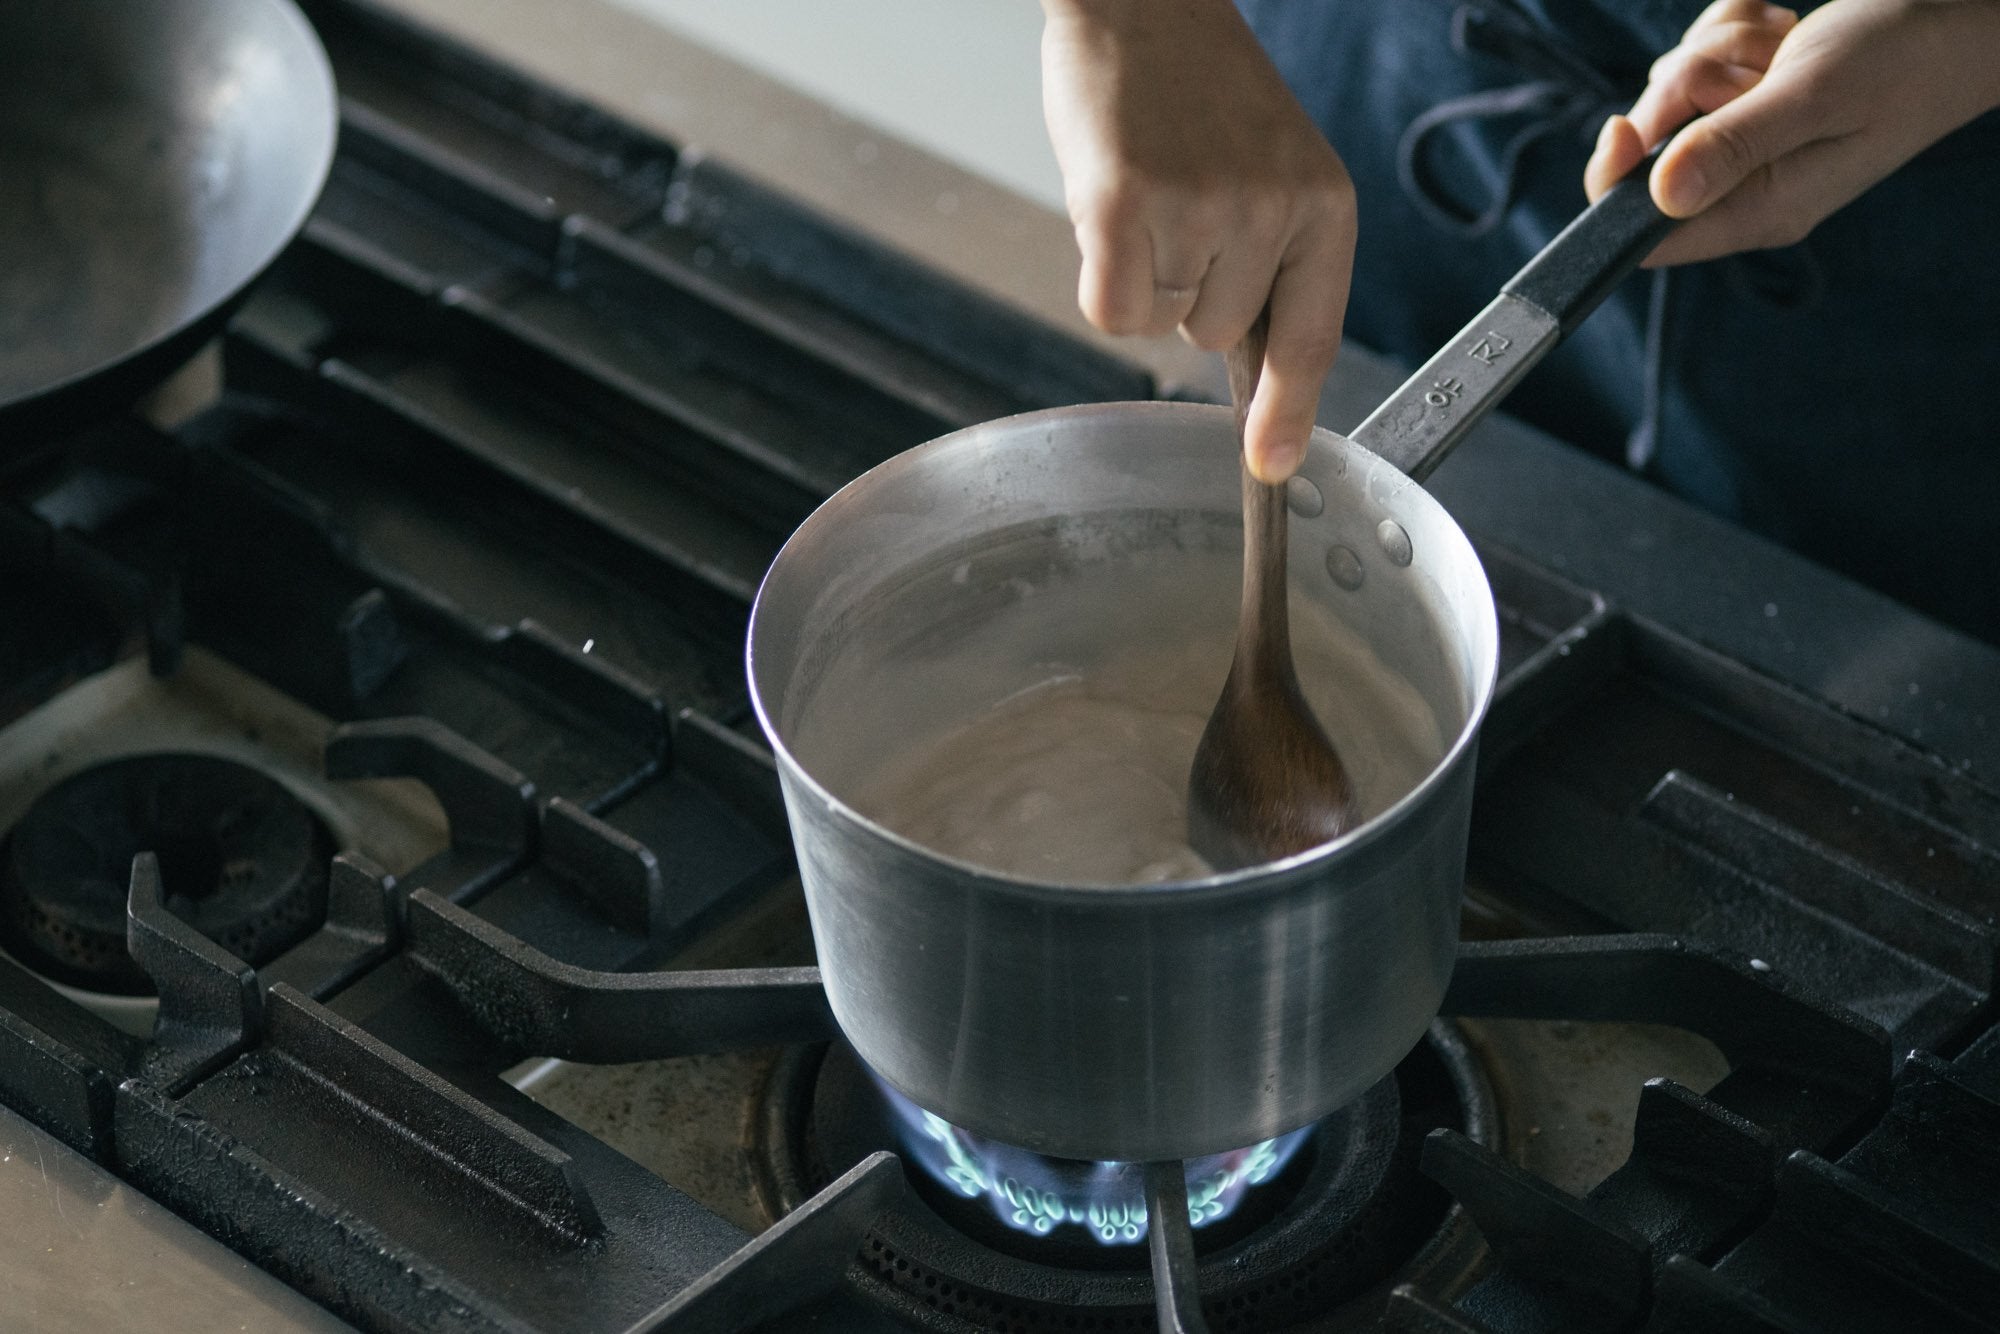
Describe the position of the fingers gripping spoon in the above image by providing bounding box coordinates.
[1187,314,1361,871]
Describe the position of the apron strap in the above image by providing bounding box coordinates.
[1394,0,1626,238]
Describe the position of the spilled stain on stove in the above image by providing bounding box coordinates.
[0,0,1996,1330]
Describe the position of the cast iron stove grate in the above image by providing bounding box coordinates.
[1,2,1998,1332]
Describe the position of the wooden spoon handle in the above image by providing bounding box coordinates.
[1224,311,1268,440]
[1224,313,1291,671]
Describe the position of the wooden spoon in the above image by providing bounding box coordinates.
[1187,315,1361,871]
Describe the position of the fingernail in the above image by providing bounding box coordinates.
[1253,439,1305,485]
[1660,161,1710,216]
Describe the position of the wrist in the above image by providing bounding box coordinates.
[1040,0,1140,24]
[1976,0,2000,111]
[1041,0,1238,29]
[1919,0,2000,114]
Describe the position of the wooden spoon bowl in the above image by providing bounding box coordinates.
[1187,318,1361,870]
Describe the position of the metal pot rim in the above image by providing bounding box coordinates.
[746,400,1499,904]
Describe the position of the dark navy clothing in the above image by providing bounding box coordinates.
[1237,0,2000,644]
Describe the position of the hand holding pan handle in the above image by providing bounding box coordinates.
[1349,150,1677,483]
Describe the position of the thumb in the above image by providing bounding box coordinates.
[1243,361,1318,484]
[1242,242,1348,484]
[1651,70,1819,216]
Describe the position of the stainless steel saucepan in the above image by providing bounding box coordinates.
[747,172,1675,1163]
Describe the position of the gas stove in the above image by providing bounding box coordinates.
[3,3,1998,1332]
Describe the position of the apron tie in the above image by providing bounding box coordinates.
[1626,267,1669,469]
[1393,1,1824,473]
[1396,1,1664,466]
[1395,0,1627,238]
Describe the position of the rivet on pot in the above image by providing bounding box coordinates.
[1325,544,1364,590]
[1286,476,1324,518]
[1376,519,1414,567]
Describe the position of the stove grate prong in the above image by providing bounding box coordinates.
[325,716,537,901]
[622,1151,907,1333]
[1421,1127,1653,1326]
[1143,1158,1210,1334]
[405,887,835,1059]
[1382,1283,1500,1332]
[126,851,263,1096]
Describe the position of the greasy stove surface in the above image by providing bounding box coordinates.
[2,3,1999,1332]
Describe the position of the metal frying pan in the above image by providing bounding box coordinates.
[0,0,338,439]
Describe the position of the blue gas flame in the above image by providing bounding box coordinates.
[874,1074,1311,1245]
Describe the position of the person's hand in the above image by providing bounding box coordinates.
[1586,0,2000,267]
[1040,0,1355,482]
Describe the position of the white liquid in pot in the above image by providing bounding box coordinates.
[823,554,1444,886]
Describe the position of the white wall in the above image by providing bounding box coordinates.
[603,0,1066,211]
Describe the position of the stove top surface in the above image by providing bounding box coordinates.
[2,4,1998,1332]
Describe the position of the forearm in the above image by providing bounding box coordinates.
[1943,0,2000,117]
[1040,0,1239,24]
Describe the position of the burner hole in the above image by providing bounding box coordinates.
[152,830,226,903]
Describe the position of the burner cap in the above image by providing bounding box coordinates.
[1,753,333,994]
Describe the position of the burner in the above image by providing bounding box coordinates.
[0,753,333,994]
[756,1027,1496,1331]
[870,1072,1314,1251]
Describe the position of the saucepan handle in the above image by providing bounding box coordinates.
[1347,152,1677,483]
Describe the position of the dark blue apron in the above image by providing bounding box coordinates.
[1236,0,2000,645]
